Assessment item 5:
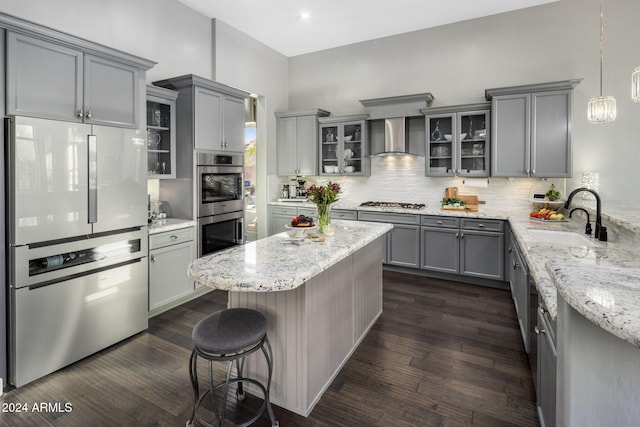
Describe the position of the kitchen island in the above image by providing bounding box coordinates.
[188,220,392,416]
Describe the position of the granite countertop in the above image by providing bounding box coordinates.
[270,199,640,344]
[148,218,197,234]
[188,220,393,292]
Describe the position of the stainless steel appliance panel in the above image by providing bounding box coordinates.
[91,125,147,234]
[198,211,244,257]
[11,259,148,387]
[11,229,147,289]
[8,117,92,244]
[197,164,244,217]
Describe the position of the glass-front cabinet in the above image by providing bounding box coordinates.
[318,115,369,176]
[146,85,178,179]
[423,104,490,177]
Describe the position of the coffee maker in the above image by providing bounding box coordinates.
[288,176,307,199]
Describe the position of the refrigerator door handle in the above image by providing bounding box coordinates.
[88,134,98,224]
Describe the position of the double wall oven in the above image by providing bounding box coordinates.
[196,152,245,256]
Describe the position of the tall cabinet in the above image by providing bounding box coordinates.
[486,79,582,178]
[422,104,490,177]
[276,109,330,176]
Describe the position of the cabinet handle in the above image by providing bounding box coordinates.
[513,261,520,269]
[508,247,513,253]
[534,325,546,335]
[538,306,548,315]
[85,110,92,119]
[76,110,84,119]
[150,255,157,262]
[170,235,178,240]
[478,223,485,228]
[456,232,459,238]
[436,220,443,224]
[460,233,464,239]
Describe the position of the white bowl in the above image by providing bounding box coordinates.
[344,135,353,142]
[443,134,452,141]
[323,165,333,173]
[332,166,339,173]
[344,166,355,173]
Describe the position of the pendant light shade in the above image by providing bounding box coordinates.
[632,67,640,103]
[588,0,616,124]
[588,95,617,123]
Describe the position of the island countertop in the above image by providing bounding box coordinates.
[187,220,392,292]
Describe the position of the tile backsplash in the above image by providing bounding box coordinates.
[270,155,567,208]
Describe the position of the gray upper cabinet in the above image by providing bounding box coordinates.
[154,74,250,154]
[422,104,490,177]
[146,85,178,179]
[318,115,369,176]
[6,31,144,129]
[276,109,329,176]
[486,79,581,178]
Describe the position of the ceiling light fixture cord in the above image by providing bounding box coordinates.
[599,0,604,97]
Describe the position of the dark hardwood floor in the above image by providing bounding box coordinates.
[1,271,538,426]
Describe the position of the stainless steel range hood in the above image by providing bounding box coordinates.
[360,93,434,156]
[381,117,407,154]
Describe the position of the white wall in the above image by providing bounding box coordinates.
[0,0,213,81]
[287,0,640,205]
[212,19,289,237]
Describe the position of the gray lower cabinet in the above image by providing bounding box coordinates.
[268,205,357,236]
[268,205,298,236]
[487,80,581,178]
[148,227,196,314]
[421,216,504,280]
[537,297,557,427]
[6,31,144,128]
[510,232,530,352]
[358,211,420,268]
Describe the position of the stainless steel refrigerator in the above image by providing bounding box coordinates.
[6,116,148,387]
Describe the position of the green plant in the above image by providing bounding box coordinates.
[441,197,466,206]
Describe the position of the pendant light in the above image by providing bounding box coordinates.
[588,0,616,124]
[632,67,640,103]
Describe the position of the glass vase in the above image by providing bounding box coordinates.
[317,203,331,234]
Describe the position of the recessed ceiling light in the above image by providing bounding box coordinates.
[297,11,311,22]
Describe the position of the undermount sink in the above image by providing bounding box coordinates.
[527,229,599,247]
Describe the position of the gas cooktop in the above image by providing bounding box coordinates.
[359,201,426,210]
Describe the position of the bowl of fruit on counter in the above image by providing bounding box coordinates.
[529,208,567,221]
[285,215,316,237]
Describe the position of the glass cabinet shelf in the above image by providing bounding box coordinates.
[146,85,178,179]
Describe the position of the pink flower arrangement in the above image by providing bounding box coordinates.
[307,182,341,206]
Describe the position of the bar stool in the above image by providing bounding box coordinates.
[187,308,279,427]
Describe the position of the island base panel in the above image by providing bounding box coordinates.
[228,237,384,416]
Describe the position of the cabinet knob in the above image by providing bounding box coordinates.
[478,223,485,228]
[76,110,84,119]
[508,247,513,253]
[513,261,520,269]
[534,325,546,335]
[460,233,464,239]
[170,235,178,240]
[436,220,443,224]
[85,110,92,119]
[538,306,548,315]
[150,255,157,262]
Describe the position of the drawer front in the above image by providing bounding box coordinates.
[421,215,460,228]
[297,207,318,218]
[358,211,420,225]
[461,218,504,232]
[270,206,298,216]
[331,209,357,220]
[149,227,195,250]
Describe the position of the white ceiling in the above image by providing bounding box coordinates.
[176,0,559,57]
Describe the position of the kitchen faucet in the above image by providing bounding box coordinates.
[564,188,607,241]
[569,207,592,235]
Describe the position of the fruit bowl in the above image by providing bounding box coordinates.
[285,224,316,237]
